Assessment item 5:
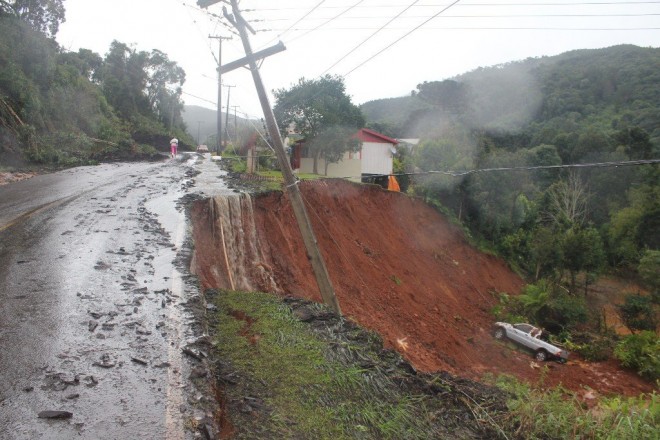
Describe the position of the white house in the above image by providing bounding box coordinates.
[292,128,398,184]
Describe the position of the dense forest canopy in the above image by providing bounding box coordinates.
[361,47,659,377]
[0,6,192,167]
[0,0,65,37]
[363,45,659,301]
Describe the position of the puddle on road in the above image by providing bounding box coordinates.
[144,187,189,440]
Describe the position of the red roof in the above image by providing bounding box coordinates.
[354,128,398,145]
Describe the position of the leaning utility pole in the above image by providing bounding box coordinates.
[209,35,231,153]
[205,0,341,315]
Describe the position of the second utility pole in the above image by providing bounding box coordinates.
[209,35,231,153]
[223,0,342,315]
[223,84,235,146]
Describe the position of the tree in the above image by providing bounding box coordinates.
[529,226,563,280]
[98,41,186,131]
[618,294,657,333]
[561,226,605,293]
[542,171,589,230]
[415,79,469,117]
[0,0,65,37]
[638,250,660,295]
[273,75,364,174]
[608,183,660,266]
[145,49,185,129]
[615,126,653,160]
[306,126,359,176]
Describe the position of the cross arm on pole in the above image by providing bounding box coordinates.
[219,41,286,74]
[196,0,227,9]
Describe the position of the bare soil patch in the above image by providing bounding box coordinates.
[190,179,655,397]
[0,171,36,185]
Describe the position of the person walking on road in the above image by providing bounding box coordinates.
[170,138,178,158]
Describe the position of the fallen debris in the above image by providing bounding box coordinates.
[131,357,148,366]
[38,410,73,419]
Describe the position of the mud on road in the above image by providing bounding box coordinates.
[0,156,221,439]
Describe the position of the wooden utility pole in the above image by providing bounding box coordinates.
[196,121,203,145]
[231,105,239,143]
[209,35,231,153]
[220,0,341,315]
[223,84,235,146]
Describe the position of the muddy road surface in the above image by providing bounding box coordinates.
[0,155,228,439]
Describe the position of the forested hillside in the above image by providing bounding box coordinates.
[363,45,660,147]
[0,7,193,168]
[363,45,659,374]
[181,105,257,149]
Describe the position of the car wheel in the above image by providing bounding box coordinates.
[535,349,548,362]
[494,328,505,340]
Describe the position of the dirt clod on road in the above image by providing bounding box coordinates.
[191,179,654,397]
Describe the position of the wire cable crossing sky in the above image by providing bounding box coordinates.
[56,0,660,117]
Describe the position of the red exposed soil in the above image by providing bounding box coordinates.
[0,171,36,185]
[190,179,655,398]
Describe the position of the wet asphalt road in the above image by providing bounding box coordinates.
[0,155,228,439]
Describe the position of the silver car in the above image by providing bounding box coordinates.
[493,322,569,363]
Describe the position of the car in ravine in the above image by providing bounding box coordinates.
[493,322,569,363]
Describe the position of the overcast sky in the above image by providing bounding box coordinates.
[56,0,660,118]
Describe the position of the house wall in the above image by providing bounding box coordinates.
[361,142,393,175]
[299,156,362,179]
[297,140,393,178]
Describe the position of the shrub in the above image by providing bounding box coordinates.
[490,374,659,440]
[537,292,588,333]
[614,331,660,381]
[638,249,660,294]
[618,294,657,333]
[570,334,617,362]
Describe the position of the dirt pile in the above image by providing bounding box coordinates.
[190,179,653,397]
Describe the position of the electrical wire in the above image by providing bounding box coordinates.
[259,13,660,21]
[260,26,660,32]
[287,0,367,45]
[249,1,660,11]
[343,0,464,77]
[267,0,328,45]
[321,0,422,75]
[321,158,660,182]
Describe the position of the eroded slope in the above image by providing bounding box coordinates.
[190,180,653,396]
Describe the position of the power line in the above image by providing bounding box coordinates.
[321,0,422,75]
[338,158,660,181]
[267,0,328,45]
[259,13,660,21]
[247,1,660,11]
[287,0,366,44]
[260,26,660,32]
[344,0,464,77]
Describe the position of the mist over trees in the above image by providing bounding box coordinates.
[364,45,659,297]
[0,3,192,167]
[0,0,65,37]
[364,46,659,376]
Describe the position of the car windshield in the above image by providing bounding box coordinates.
[513,323,534,333]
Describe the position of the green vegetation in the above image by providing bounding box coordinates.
[363,45,660,381]
[614,331,660,381]
[274,75,364,174]
[489,374,659,440]
[363,45,659,277]
[209,290,658,439]
[0,5,193,169]
[618,294,658,333]
[209,290,507,439]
